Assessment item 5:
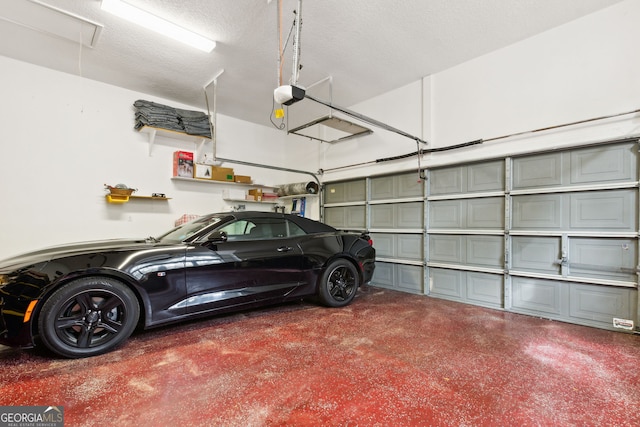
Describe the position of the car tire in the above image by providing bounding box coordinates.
[38,276,139,358]
[317,259,360,308]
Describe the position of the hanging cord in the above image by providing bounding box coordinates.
[270,97,286,129]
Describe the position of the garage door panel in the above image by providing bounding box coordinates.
[512,143,636,190]
[371,204,394,228]
[430,167,463,195]
[569,284,633,323]
[467,235,503,267]
[373,233,423,260]
[345,206,366,229]
[429,200,463,228]
[569,238,637,281]
[513,153,562,189]
[467,161,504,192]
[570,144,635,184]
[370,172,423,200]
[429,235,463,263]
[512,194,563,229]
[467,198,504,228]
[370,233,394,258]
[511,278,636,330]
[467,272,503,307]
[372,203,424,229]
[372,263,423,294]
[570,190,636,230]
[429,268,463,298]
[325,180,366,204]
[512,236,561,274]
[325,206,366,229]
[324,207,346,228]
[398,202,424,228]
[397,234,423,260]
[429,235,503,267]
[429,269,503,308]
[512,277,565,315]
[370,176,394,200]
[325,182,345,204]
[372,262,393,286]
[397,265,423,293]
[397,173,423,198]
[346,180,366,202]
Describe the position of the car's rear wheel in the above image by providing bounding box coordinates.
[317,259,360,307]
[38,277,139,358]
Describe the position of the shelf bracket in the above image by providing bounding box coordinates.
[147,127,157,156]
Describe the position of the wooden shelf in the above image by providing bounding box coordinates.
[171,176,274,188]
[139,126,211,157]
[105,194,171,204]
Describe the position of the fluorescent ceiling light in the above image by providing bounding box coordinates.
[101,0,215,53]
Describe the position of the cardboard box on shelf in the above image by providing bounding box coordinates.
[194,163,213,179]
[210,166,235,182]
[234,175,252,183]
[173,151,194,178]
[248,188,263,201]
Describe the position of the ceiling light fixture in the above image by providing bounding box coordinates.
[101,0,216,53]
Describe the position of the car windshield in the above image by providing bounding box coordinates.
[156,215,224,243]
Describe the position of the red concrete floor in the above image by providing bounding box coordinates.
[1,285,639,427]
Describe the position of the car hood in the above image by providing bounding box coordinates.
[0,238,157,273]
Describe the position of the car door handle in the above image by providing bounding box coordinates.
[277,246,294,252]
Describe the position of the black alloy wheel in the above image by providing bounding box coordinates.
[38,277,139,358]
[318,259,360,307]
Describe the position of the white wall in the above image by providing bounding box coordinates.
[0,56,303,259]
[310,0,640,181]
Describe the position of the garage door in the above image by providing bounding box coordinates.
[507,141,638,330]
[323,138,639,332]
[428,159,506,309]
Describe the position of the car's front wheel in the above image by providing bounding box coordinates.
[38,277,139,358]
[317,259,360,307]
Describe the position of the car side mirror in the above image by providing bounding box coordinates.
[206,230,228,243]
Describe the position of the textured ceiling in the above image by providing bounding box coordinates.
[0,0,623,128]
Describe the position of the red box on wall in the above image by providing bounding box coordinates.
[173,151,194,178]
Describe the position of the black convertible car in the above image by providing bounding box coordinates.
[0,212,375,358]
